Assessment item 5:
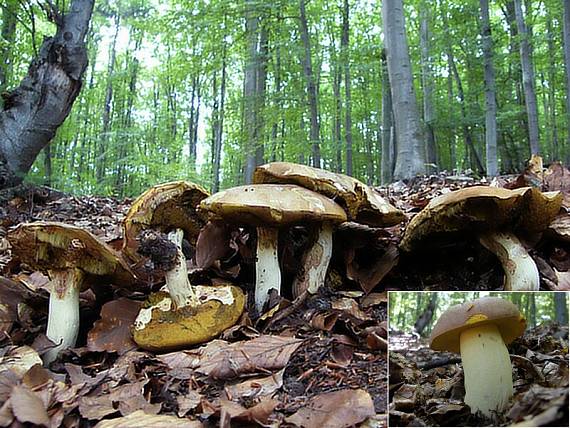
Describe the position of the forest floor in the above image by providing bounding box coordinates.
[0,162,569,427]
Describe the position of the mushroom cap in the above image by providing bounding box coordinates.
[400,186,562,252]
[123,181,210,261]
[200,184,347,227]
[429,297,526,354]
[8,222,136,286]
[132,285,245,351]
[253,162,404,227]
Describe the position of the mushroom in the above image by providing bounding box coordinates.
[125,182,245,350]
[7,222,137,363]
[400,186,562,291]
[429,296,526,417]
[200,184,347,313]
[253,161,404,227]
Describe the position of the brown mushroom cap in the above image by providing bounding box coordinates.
[8,222,136,286]
[401,186,562,252]
[429,297,526,354]
[123,181,210,261]
[253,162,404,227]
[200,184,347,227]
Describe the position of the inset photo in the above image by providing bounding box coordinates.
[388,292,569,427]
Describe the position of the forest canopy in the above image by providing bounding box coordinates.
[1,0,570,195]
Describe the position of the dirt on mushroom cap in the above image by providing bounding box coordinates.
[123,181,210,261]
[8,221,136,286]
[253,162,404,227]
[200,184,347,227]
[429,297,526,354]
[400,186,563,252]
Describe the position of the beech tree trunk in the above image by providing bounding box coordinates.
[212,42,227,193]
[546,17,559,161]
[341,0,353,176]
[0,0,17,100]
[380,49,394,185]
[382,0,426,180]
[244,0,259,183]
[299,0,321,168]
[480,0,498,176]
[563,0,570,153]
[0,0,94,189]
[554,293,568,325]
[514,0,540,155]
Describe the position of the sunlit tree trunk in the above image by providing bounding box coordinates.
[554,293,568,325]
[546,17,559,161]
[380,49,394,185]
[212,41,227,193]
[382,0,426,180]
[0,0,17,103]
[299,0,321,168]
[563,0,570,156]
[244,0,258,183]
[420,2,437,173]
[255,24,268,167]
[0,0,94,189]
[514,0,540,155]
[342,0,353,176]
[480,0,498,177]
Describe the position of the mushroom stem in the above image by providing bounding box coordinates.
[292,222,333,297]
[165,229,199,308]
[460,323,513,417]
[44,268,84,365]
[255,226,280,313]
[478,231,539,291]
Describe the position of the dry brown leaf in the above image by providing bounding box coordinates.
[196,335,303,380]
[0,277,32,339]
[94,410,202,428]
[0,346,42,378]
[331,298,370,321]
[10,385,50,426]
[224,369,284,400]
[176,390,202,417]
[195,221,231,268]
[87,298,141,354]
[554,270,570,290]
[285,389,375,428]
[345,244,399,294]
[219,398,278,426]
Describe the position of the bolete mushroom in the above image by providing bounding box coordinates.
[7,222,137,363]
[400,186,562,291]
[125,182,245,350]
[429,296,526,417]
[253,162,404,227]
[200,184,347,313]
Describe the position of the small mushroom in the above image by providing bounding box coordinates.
[200,184,347,313]
[253,161,404,227]
[429,296,526,417]
[400,186,562,291]
[125,182,244,350]
[8,222,137,364]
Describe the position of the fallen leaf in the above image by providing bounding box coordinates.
[10,385,50,426]
[87,298,141,354]
[331,298,370,322]
[219,398,278,426]
[285,389,375,428]
[176,390,202,417]
[554,270,570,290]
[0,346,42,378]
[94,410,202,428]
[224,369,284,400]
[195,221,231,268]
[196,335,303,380]
[346,244,399,294]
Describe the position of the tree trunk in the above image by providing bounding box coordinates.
[299,0,321,168]
[255,24,268,167]
[342,0,353,176]
[0,0,17,101]
[514,0,540,155]
[479,0,498,177]
[382,0,426,180]
[414,293,437,336]
[244,0,259,183]
[188,76,198,170]
[212,42,227,193]
[381,49,394,185]
[546,17,559,160]
[563,0,570,155]
[420,2,437,173]
[0,0,94,189]
[554,293,568,325]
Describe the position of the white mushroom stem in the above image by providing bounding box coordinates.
[255,226,280,313]
[44,268,84,365]
[165,229,199,309]
[479,231,539,291]
[292,222,333,297]
[460,323,513,417]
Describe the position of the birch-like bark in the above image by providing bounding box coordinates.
[514,0,540,155]
[480,0,498,176]
[382,0,426,180]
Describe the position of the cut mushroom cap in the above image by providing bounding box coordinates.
[200,184,347,312]
[132,284,245,351]
[123,181,210,262]
[430,297,526,416]
[8,222,137,364]
[253,162,404,227]
[400,186,562,291]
